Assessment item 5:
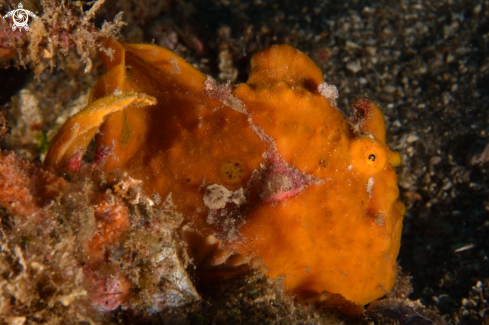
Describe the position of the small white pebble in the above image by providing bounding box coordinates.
[346,60,361,73]
[407,134,420,143]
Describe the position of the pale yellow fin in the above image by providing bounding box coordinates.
[44,92,156,170]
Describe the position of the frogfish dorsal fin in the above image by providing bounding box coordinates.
[246,44,324,92]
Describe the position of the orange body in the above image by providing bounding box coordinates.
[45,38,405,305]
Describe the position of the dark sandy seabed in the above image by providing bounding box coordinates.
[0,0,488,324]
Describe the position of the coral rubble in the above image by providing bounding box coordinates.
[0,151,200,323]
[0,0,125,75]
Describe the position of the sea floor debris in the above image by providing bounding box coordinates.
[0,150,380,324]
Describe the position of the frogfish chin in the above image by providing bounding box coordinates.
[45,38,405,308]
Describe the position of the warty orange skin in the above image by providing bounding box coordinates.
[45,38,405,306]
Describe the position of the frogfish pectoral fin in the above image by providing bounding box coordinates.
[44,92,156,171]
[181,225,269,281]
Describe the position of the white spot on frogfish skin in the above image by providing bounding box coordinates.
[204,76,248,115]
[170,59,181,74]
[203,184,246,210]
[100,47,115,61]
[366,177,375,198]
[318,82,339,100]
[379,283,387,292]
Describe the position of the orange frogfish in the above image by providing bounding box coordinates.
[44,38,405,307]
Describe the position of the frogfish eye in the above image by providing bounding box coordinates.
[349,138,387,175]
